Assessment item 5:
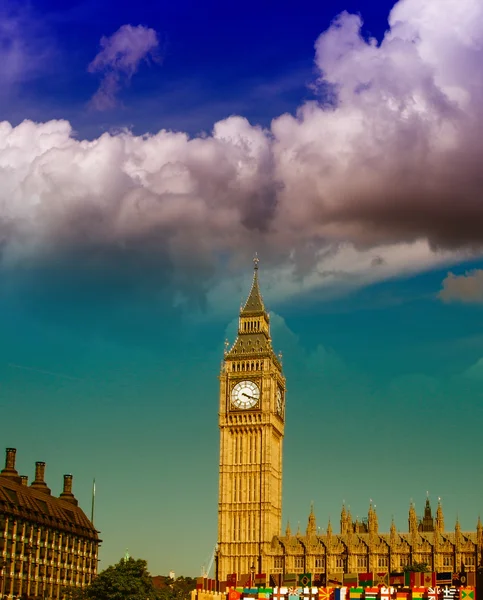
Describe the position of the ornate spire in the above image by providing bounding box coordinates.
[409,500,418,536]
[477,516,483,547]
[390,517,397,542]
[340,503,348,535]
[435,497,444,533]
[327,519,333,538]
[421,494,434,532]
[285,520,292,537]
[368,501,378,534]
[307,503,317,537]
[455,517,462,546]
[240,254,267,316]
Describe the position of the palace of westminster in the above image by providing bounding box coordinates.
[1,259,482,600]
[216,258,483,582]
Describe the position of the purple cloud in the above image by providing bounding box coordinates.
[88,24,160,110]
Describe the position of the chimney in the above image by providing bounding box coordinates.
[30,461,51,495]
[59,474,78,506]
[20,475,28,486]
[0,448,22,484]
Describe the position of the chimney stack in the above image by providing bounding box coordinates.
[0,448,22,484]
[59,474,78,506]
[30,461,51,495]
[20,475,28,486]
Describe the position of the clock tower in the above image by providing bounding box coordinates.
[217,257,285,581]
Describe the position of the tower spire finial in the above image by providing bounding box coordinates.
[253,252,259,271]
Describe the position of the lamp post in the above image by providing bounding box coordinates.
[250,563,255,588]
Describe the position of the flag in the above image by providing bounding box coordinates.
[273,587,288,600]
[196,577,205,590]
[227,574,237,588]
[228,590,242,600]
[364,587,379,600]
[441,589,459,600]
[404,573,414,587]
[348,587,364,599]
[318,588,335,600]
[460,588,475,600]
[358,573,374,588]
[422,573,436,588]
[396,591,410,600]
[437,573,453,586]
[299,575,313,588]
[379,586,392,600]
[427,588,438,600]
[255,574,267,587]
[328,574,344,588]
[314,575,326,587]
[288,587,300,600]
[465,573,475,587]
[390,573,405,587]
[411,587,426,599]
[375,573,389,587]
[237,573,251,587]
[243,588,259,595]
[334,587,348,600]
[284,574,298,587]
[343,574,358,587]
[271,575,283,588]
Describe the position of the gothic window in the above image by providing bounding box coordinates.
[378,556,388,568]
[315,557,325,569]
[400,556,410,567]
[443,555,453,568]
[295,556,304,571]
[274,557,284,571]
[462,555,475,567]
[335,557,344,570]
[357,556,368,569]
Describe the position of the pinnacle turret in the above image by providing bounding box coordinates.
[240,254,267,316]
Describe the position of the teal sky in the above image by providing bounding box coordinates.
[1,0,483,580]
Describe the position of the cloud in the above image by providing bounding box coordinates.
[0,0,483,301]
[438,270,483,303]
[88,24,160,110]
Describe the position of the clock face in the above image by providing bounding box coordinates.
[231,380,260,410]
[276,387,284,417]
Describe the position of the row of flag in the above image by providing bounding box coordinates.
[223,586,476,600]
[222,573,476,590]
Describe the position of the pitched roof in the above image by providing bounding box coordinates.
[240,259,266,316]
[0,475,99,540]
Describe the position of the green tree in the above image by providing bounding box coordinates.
[156,576,197,600]
[84,557,157,600]
[403,561,430,572]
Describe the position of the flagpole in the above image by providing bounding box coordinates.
[91,478,96,524]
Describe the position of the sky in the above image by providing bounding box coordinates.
[1,0,483,579]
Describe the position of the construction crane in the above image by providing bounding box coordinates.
[201,545,217,578]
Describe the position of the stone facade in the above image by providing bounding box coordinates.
[265,499,483,577]
[0,448,100,599]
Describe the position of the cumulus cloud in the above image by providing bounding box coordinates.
[438,270,483,303]
[88,24,160,110]
[1,0,483,299]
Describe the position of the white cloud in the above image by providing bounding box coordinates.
[1,0,483,301]
[438,270,483,303]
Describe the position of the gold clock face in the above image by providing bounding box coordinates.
[276,387,284,416]
[231,380,260,409]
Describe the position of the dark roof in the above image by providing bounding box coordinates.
[241,269,267,316]
[0,475,99,541]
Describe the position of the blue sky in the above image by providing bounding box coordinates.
[1,0,483,579]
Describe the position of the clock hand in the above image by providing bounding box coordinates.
[242,392,256,400]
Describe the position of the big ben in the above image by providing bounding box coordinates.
[217,256,285,581]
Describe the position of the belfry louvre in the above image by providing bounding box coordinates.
[0,448,100,600]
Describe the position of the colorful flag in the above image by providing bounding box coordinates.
[364,587,379,599]
[299,575,313,588]
[465,573,476,587]
[255,574,267,587]
[228,590,242,600]
[334,587,348,600]
[396,591,410,600]
[348,587,364,599]
[436,573,453,586]
[271,575,283,588]
[404,573,414,587]
[237,573,251,587]
[314,575,327,587]
[343,574,358,587]
[379,586,392,600]
[422,573,436,588]
[441,588,458,600]
[358,574,374,588]
[288,587,300,600]
[284,574,298,587]
[460,588,475,600]
[227,574,237,588]
[375,573,389,587]
[318,587,335,600]
[427,588,438,600]
[411,587,426,599]
[327,574,344,588]
[390,573,405,587]
[272,587,288,600]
